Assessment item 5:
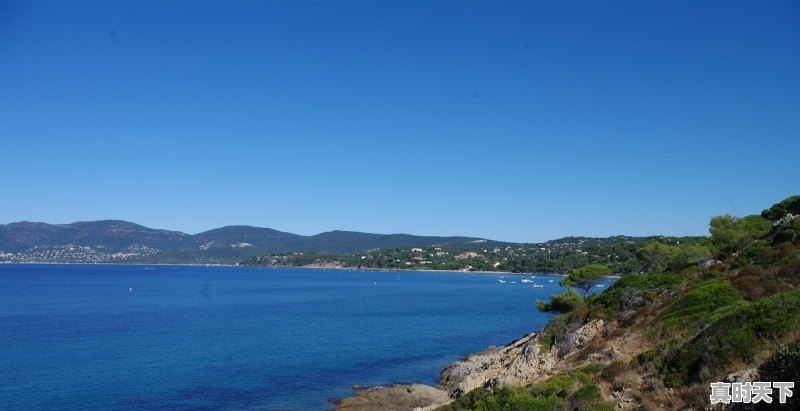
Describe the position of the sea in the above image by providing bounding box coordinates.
[0,264,611,410]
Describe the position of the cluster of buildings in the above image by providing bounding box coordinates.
[0,244,159,263]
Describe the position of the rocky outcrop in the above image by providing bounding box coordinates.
[439,332,560,398]
[561,319,605,356]
[588,348,620,362]
[335,384,450,411]
[726,368,759,383]
[337,319,609,409]
[772,213,797,228]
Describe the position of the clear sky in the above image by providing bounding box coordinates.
[1,0,798,243]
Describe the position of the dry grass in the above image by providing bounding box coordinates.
[599,360,630,383]
[638,373,677,410]
[612,370,640,393]
[680,384,709,410]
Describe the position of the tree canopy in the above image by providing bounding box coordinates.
[561,264,611,298]
[761,195,800,221]
[709,214,772,258]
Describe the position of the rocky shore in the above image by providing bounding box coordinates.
[335,319,606,411]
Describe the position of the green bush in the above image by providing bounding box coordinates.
[437,386,564,411]
[537,314,568,351]
[663,289,800,386]
[581,362,607,375]
[536,288,582,313]
[774,217,800,245]
[590,272,687,314]
[658,278,743,332]
[569,384,610,410]
[710,214,773,258]
[757,340,800,408]
[438,368,614,411]
[637,242,711,273]
[734,240,772,268]
[528,369,592,398]
[761,195,800,221]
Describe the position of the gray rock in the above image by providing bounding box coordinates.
[336,384,450,411]
[339,321,609,408]
[559,319,605,355]
[439,332,560,398]
[588,348,620,362]
[703,259,723,268]
[726,368,759,383]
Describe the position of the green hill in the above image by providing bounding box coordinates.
[440,195,800,410]
[0,220,509,263]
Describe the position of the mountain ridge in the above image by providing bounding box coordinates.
[0,220,510,263]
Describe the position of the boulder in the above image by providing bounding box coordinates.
[439,333,560,398]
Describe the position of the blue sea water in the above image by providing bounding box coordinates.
[0,264,606,410]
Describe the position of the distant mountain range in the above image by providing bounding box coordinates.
[0,220,510,264]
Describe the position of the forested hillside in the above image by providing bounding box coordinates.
[440,196,800,410]
[244,235,709,273]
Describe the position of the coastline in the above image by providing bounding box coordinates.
[0,261,538,276]
[1,261,614,281]
[334,277,619,411]
[334,329,560,411]
[335,315,610,411]
[0,261,512,273]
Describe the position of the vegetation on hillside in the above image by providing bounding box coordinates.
[243,235,708,274]
[438,195,800,410]
[439,366,614,411]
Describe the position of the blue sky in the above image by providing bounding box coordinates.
[1,0,798,242]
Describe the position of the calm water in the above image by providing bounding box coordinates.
[0,264,597,410]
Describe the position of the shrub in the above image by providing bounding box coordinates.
[710,214,772,258]
[734,240,772,268]
[599,360,631,383]
[569,303,590,322]
[774,217,800,245]
[729,342,800,410]
[658,278,743,332]
[536,288,582,313]
[439,370,605,411]
[538,314,568,351]
[663,289,800,386]
[752,341,800,410]
[761,195,800,221]
[733,264,794,301]
[581,362,607,375]
[591,272,687,315]
[528,369,592,398]
[569,383,603,408]
[681,384,709,410]
[777,259,800,281]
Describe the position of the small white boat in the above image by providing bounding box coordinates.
[498,279,507,283]
[521,278,532,283]
[548,280,554,283]
[509,281,517,284]
[595,284,605,287]
[532,283,544,288]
